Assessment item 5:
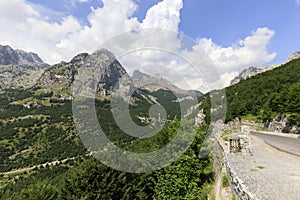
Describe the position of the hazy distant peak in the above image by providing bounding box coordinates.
[286,52,300,63]
[0,45,45,65]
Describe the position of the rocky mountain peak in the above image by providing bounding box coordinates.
[0,45,48,90]
[286,52,300,63]
[70,53,89,64]
[230,64,280,85]
[37,48,132,97]
[0,45,45,65]
[230,51,300,85]
[92,48,115,59]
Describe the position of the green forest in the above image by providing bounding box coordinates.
[224,58,300,131]
[0,87,214,199]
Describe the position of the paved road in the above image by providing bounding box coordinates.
[251,132,300,157]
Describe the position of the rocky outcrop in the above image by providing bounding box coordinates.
[263,115,300,134]
[37,49,133,97]
[0,45,48,90]
[0,64,48,90]
[230,64,280,85]
[286,52,300,63]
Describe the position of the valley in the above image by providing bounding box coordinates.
[0,45,299,199]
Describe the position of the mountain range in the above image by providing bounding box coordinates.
[0,45,202,100]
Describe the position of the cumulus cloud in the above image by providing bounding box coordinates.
[142,0,183,31]
[53,0,140,62]
[0,0,276,92]
[197,27,276,73]
[0,0,39,22]
[0,0,82,63]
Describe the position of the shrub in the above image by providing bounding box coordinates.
[222,175,229,187]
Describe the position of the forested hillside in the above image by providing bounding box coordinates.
[0,87,213,199]
[225,58,300,125]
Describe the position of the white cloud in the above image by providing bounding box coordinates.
[142,0,183,31]
[0,0,39,22]
[0,0,82,63]
[297,0,300,7]
[0,0,276,92]
[197,27,276,73]
[53,0,141,62]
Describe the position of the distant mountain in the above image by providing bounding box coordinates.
[230,52,300,85]
[36,49,202,100]
[37,49,132,97]
[132,70,202,98]
[0,45,44,65]
[286,52,300,63]
[230,64,280,85]
[0,45,48,90]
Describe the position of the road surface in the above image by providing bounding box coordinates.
[251,132,300,157]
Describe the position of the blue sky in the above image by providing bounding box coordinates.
[0,0,299,90]
[179,0,300,64]
[25,0,300,64]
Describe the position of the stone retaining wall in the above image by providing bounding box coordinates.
[215,139,256,200]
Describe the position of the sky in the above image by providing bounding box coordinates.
[0,0,299,92]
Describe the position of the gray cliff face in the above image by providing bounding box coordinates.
[0,45,48,90]
[0,45,44,65]
[37,49,132,97]
[230,64,280,85]
[132,70,202,98]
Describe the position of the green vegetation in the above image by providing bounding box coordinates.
[221,130,236,141]
[225,58,300,124]
[256,165,265,169]
[222,175,229,188]
[232,194,237,200]
[0,87,214,199]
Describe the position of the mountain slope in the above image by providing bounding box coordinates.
[0,45,44,65]
[37,49,132,97]
[225,57,300,128]
[230,64,280,85]
[230,52,300,85]
[0,45,48,90]
[0,48,213,199]
[132,70,203,98]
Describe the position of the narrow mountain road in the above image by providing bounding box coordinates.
[0,157,78,176]
[251,132,300,157]
[223,134,300,199]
